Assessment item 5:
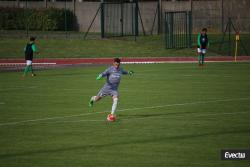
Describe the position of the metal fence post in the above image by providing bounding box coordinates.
[189,11,192,48]
[101,3,105,38]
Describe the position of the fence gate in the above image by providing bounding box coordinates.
[101,2,138,38]
[165,11,192,49]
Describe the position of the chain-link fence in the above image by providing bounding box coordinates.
[191,0,250,56]
[100,1,138,38]
[165,11,192,49]
[0,0,249,56]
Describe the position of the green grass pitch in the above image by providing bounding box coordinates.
[0,63,250,167]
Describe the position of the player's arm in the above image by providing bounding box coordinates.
[32,44,39,53]
[128,70,134,75]
[207,37,210,49]
[197,33,201,48]
[24,44,27,52]
[121,69,134,75]
[96,74,102,80]
[96,68,110,80]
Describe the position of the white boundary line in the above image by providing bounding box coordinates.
[63,110,250,123]
[0,63,56,65]
[121,60,250,64]
[1,61,250,66]
[119,111,250,122]
[0,97,249,126]
[0,111,106,127]
[0,86,37,92]
[117,97,250,112]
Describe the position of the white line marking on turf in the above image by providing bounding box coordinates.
[117,97,250,112]
[0,111,106,126]
[54,111,250,123]
[0,86,37,92]
[53,119,106,123]
[0,63,56,65]
[120,111,250,122]
[0,97,249,127]
[18,110,250,125]
[121,60,250,64]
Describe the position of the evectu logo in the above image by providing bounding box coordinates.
[221,150,250,160]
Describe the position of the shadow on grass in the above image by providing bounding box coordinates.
[119,110,200,119]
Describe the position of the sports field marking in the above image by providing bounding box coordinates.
[0,97,249,127]
[0,111,106,127]
[120,111,250,122]
[121,61,250,64]
[52,119,106,123]
[0,86,37,92]
[0,63,56,65]
[122,61,196,64]
[117,97,250,112]
[52,110,250,124]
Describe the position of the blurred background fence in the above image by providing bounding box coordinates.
[0,0,249,56]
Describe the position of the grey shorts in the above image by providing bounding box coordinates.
[97,86,118,97]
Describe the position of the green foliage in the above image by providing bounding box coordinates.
[0,7,75,31]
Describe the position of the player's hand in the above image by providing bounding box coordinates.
[96,74,102,80]
[128,71,134,75]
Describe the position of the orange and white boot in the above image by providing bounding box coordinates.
[107,114,116,122]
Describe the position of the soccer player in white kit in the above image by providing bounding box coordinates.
[89,58,134,122]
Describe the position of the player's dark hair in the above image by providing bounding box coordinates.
[114,58,121,63]
[30,36,36,41]
[202,28,207,32]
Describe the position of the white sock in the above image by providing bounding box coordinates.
[91,96,97,102]
[111,98,118,115]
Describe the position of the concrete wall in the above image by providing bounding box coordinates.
[138,2,158,33]
[163,1,191,12]
[0,0,249,33]
[223,0,250,32]
[74,2,100,32]
[191,0,222,32]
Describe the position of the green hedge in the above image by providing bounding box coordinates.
[0,7,75,31]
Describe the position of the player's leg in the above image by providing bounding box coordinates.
[89,95,102,107]
[201,54,205,65]
[107,96,118,122]
[197,48,202,65]
[23,66,29,76]
[201,49,206,65]
[23,60,31,76]
[30,65,36,76]
[107,91,118,122]
[111,95,118,115]
[89,87,107,107]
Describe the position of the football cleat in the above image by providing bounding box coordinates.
[107,114,116,122]
[89,99,94,107]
